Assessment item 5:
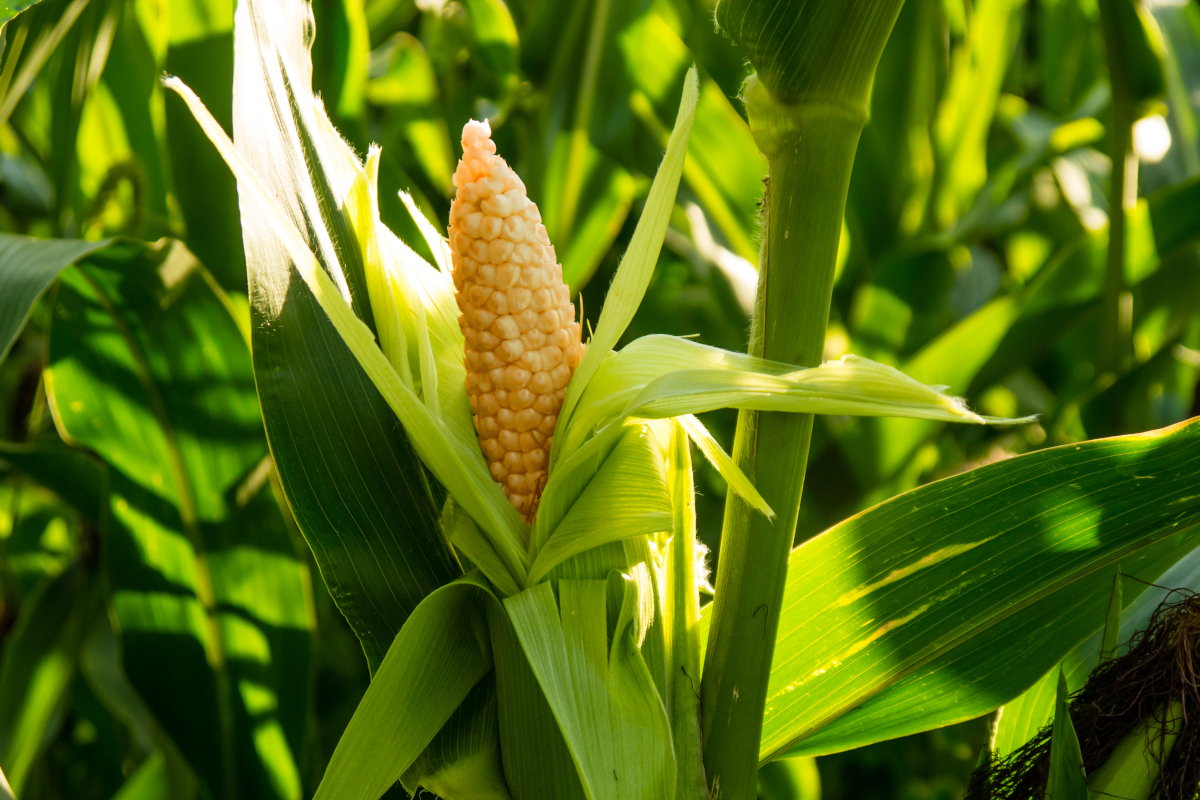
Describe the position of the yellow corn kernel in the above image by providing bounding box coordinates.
[451,119,585,522]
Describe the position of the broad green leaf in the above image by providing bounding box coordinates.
[1099,566,1122,665]
[1046,669,1089,800]
[715,417,1200,761]
[0,233,109,363]
[314,576,494,800]
[226,0,464,668]
[0,441,105,524]
[81,614,200,800]
[504,579,675,800]
[780,526,1196,759]
[462,0,518,90]
[172,72,527,580]
[0,562,100,794]
[45,241,311,799]
[0,0,47,26]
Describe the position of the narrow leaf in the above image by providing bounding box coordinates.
[0,234,109,363]
[1046,669,1088,800]
[553,68,698,468]
[315,577,494,800]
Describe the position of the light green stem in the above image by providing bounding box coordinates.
[700,79,866,800]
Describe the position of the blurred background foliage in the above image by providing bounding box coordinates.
[1,0,1199,797]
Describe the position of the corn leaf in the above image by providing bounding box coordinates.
[528,422,672,585]
[444,499,522,597]
[223,0,464,670]
[0,563,100,794]
[314,575,495,800]
[711,417,1200,761]
[399,191,452,275]
[162,0,244,290]
[169,74,529,582]
[44,242,312,798]
[1046,669,1089,800]
[504,579,675,800]
[0,233,110,363]
[553,68,698,469]
[678,413,772,519]
[401,677,511,800]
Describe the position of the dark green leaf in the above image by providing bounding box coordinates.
[0,233,109,363]
[231,0,461,673]
[45,240,311,799]
[0,561,101,794]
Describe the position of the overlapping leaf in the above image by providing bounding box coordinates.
[701,417,1200,761]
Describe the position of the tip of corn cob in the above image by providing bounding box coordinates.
[449,119,585,523]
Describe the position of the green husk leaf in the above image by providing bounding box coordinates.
[1046,669,1089,800]
[163,76,529,583]
[503,579,675,800]
[665,421,707,800]
[399,191,453,275]
[552,68,699,470]
[527,421,672,585]
[444,498,522,597]
[678,413,772,519]
[314,576,494,800]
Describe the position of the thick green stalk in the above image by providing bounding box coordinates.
[699,78,866,800]
[698,2,907,794]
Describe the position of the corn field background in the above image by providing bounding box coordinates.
[2,0,1200,798]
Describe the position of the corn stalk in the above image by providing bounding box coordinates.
[700,3,908,797]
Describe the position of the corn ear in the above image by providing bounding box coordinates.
[449,119,586,522]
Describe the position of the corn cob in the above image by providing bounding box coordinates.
[449,120,586,523]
